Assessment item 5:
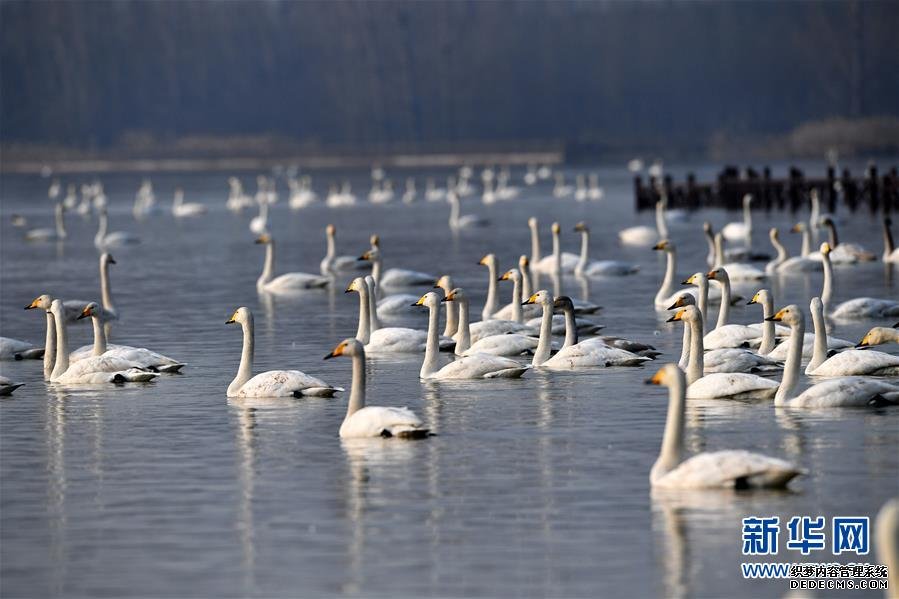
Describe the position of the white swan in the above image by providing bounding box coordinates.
[713,233,765,281]
[819,217,876,263]
[360,236,435,289]
[804,297,899,376]
[0,337,41,361]
[319,224,368,276]
[700,267,766,349]
[448,192,488,231]
[493,268,539,321]
[434,275,459,338]
[558,296,656,356]
[721,194,753,244]
[226,177,255,212]
[573,222,638,276]
[857,325,899,348]
[525,291,647,368]
[529,219,579,273]
[451,288,538,357]
[255,234,329,293]
[766,227,820,274]
[415,292,528,379]
[619,199,668,246]
[769,305,899,408]
[95,208,140,249]
[647,363,801,489]
[172,188,206,217]
[224,307,339,397]
[883,217,899,263]
[325,338,429,438]
[820,242,899,319]
[25,202,67,241]
[0,376,24,396]
[48,300,157,384]
[653,241,720,309]
[70,303,184,372]
[401,177,416,205]
[745,289,778,355]
[552,173,573,199]
[248,198,269,235]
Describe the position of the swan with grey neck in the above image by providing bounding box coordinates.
[647,363,801,489]
[325,339,429,438]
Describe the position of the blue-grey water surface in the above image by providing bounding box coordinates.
[1,162,897,597]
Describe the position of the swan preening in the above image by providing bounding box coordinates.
[647,363,802,489]
[324,339,429,438]
[226,307,340,397]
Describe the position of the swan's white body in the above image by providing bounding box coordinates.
[95,210,140,249]
[256,235,329,293]
[619,199,668,247]
[172,189,206,217]
[702,348,782,374]
[808,350,899,377]
[831,298,899,320]
[25,203,67,241]
[649,363,801,489]
[448,192,487,230]
[702,268,761,350]
[0,337,38,360]
[226,307,339,397]
[721,195,753,244]
[529,219,579,273]
[248,201,269,235]
[573,223,638,276]
[319,225,368,276]
[361,244,435,290]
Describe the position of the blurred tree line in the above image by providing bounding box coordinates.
[1,0,897,155]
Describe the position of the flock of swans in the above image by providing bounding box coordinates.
[2,166,898,516]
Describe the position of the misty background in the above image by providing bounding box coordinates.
[2,0,899,163]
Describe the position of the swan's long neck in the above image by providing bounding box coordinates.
[229,317,255,396]
[365,279,381,332]
[713,234,724,269]
[90,314,107,356]
[801,228,811,257]
[654,250,676,306]
[454,297,471,355]
[704,229,716,268]
[551,229,561,273]
[655,201,669,240]
[807,301,828,373]
[347,350,366,418]
[530,224,541,263]
[562,305,578,348]
[758,295,775,355]
[769,234,788,271]
[95,212,108,246]
[686,313,704,385]
[258,242,274,288]
[821,252,833,311]
[884,220,895,260]
[50,310,69,380]
[576,230,589,274]
[54,204,66,239]
[743,199,752,232]
[100,258,114,313]
[678,319,691,370]
[420,301,441,378]
[775,314,805,405]
[325,231,336,261]
[43,311,56,380]
[370,257,382,297]
[449,196,459,227]
[714,278,731,329]
[697,278,709,332]
[826,221,838,248]
[652,372,686,483]
[355,285,371,344]
[521,263,533,298]
[482,261,498,321]
[810,195,819,236]
[510,275,522,323]
[443,287,458,338]
[532,301,554,366]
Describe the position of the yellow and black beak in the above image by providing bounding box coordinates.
[225,310,239,324]
[24,297,40,310]
[652,241,668,251]
[412,295,428,307]
[357,251,371,261]
[856,334,871,348]
[644,368,665,386]
[324,342,346,360]
[254,234,270,245]
[478,255,490,266]
[790,224,801,233]
[499,271,511,281]
[666,309,686,323]
[681,276,694,285]
[108,255,117,264]
[747,294,759,305]
[707,270,718,280]
[765,308,787,322]
[666,298,684,310]
[522,293,539,306]
[441,291,456,303]
[77,306,93,320]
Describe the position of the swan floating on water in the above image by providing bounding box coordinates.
[819,242,899,319]
[619,198,667,247]
[857,325,899,348]
[225,307,340,397]
[172,188,207,218]
[25,202,67,242]
[647,363,802,489]
[95,208,140,249]
[320,224,369,276]
[255,233,329,293]
[573,222,638,277]
[325,338,429,439]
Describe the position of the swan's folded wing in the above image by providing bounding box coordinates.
[793,377,899,407]
[686,373,779,399]
[376,294,420,315]
[341,406,425,437]
[267,272,330,290]
[703,325,761,349]
[544,342,649,368]
[811,350,899,377]
[435,354,524,379]
[463,334,537,357]
[367,328,426,352]
[380,268,436,288]
[661,450,801,489]
[469,320,536,343]
[237,370,333,397]
[105,346,182,369]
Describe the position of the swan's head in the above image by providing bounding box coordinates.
[820,242,831,256]
[345,277,365,294]
[551,222,561,235]
[49,299,64,316]
[769,227,779,240]
[707,268,728,283]
[857,327,891,348]
[747,289,770,306]
[743,193,753,206]
[767,304,802,325]
[573,222,589,233]
[499,269,520,282]
[369,234,380,248]
[682,272,705,286]
[522,290,551,306]
[478,253,496,267]
[326,224,336,235]
[821,217,835,228]
[667,293,695,310]
[226,306,252,325]
[528,217,538,229]
[255,233,272,245]
[102,253,116,266]
[810,188,819,201]
[413,291,441,309]
[652,240,672,252]
[25,294,52,311]
[434,275,453,292]
[442,288,465,303]
[703,221,713,234]
[552,296,574,312]
[666,305,699,323]
[809,296,823,316]
[77,302,100,320]
[324,338,362,360]
[790,222,805,233]
[645,363,684,388]
[518,255,529,269]
[358,249,379,262]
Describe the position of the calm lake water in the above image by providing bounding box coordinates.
[1,162,897,598]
